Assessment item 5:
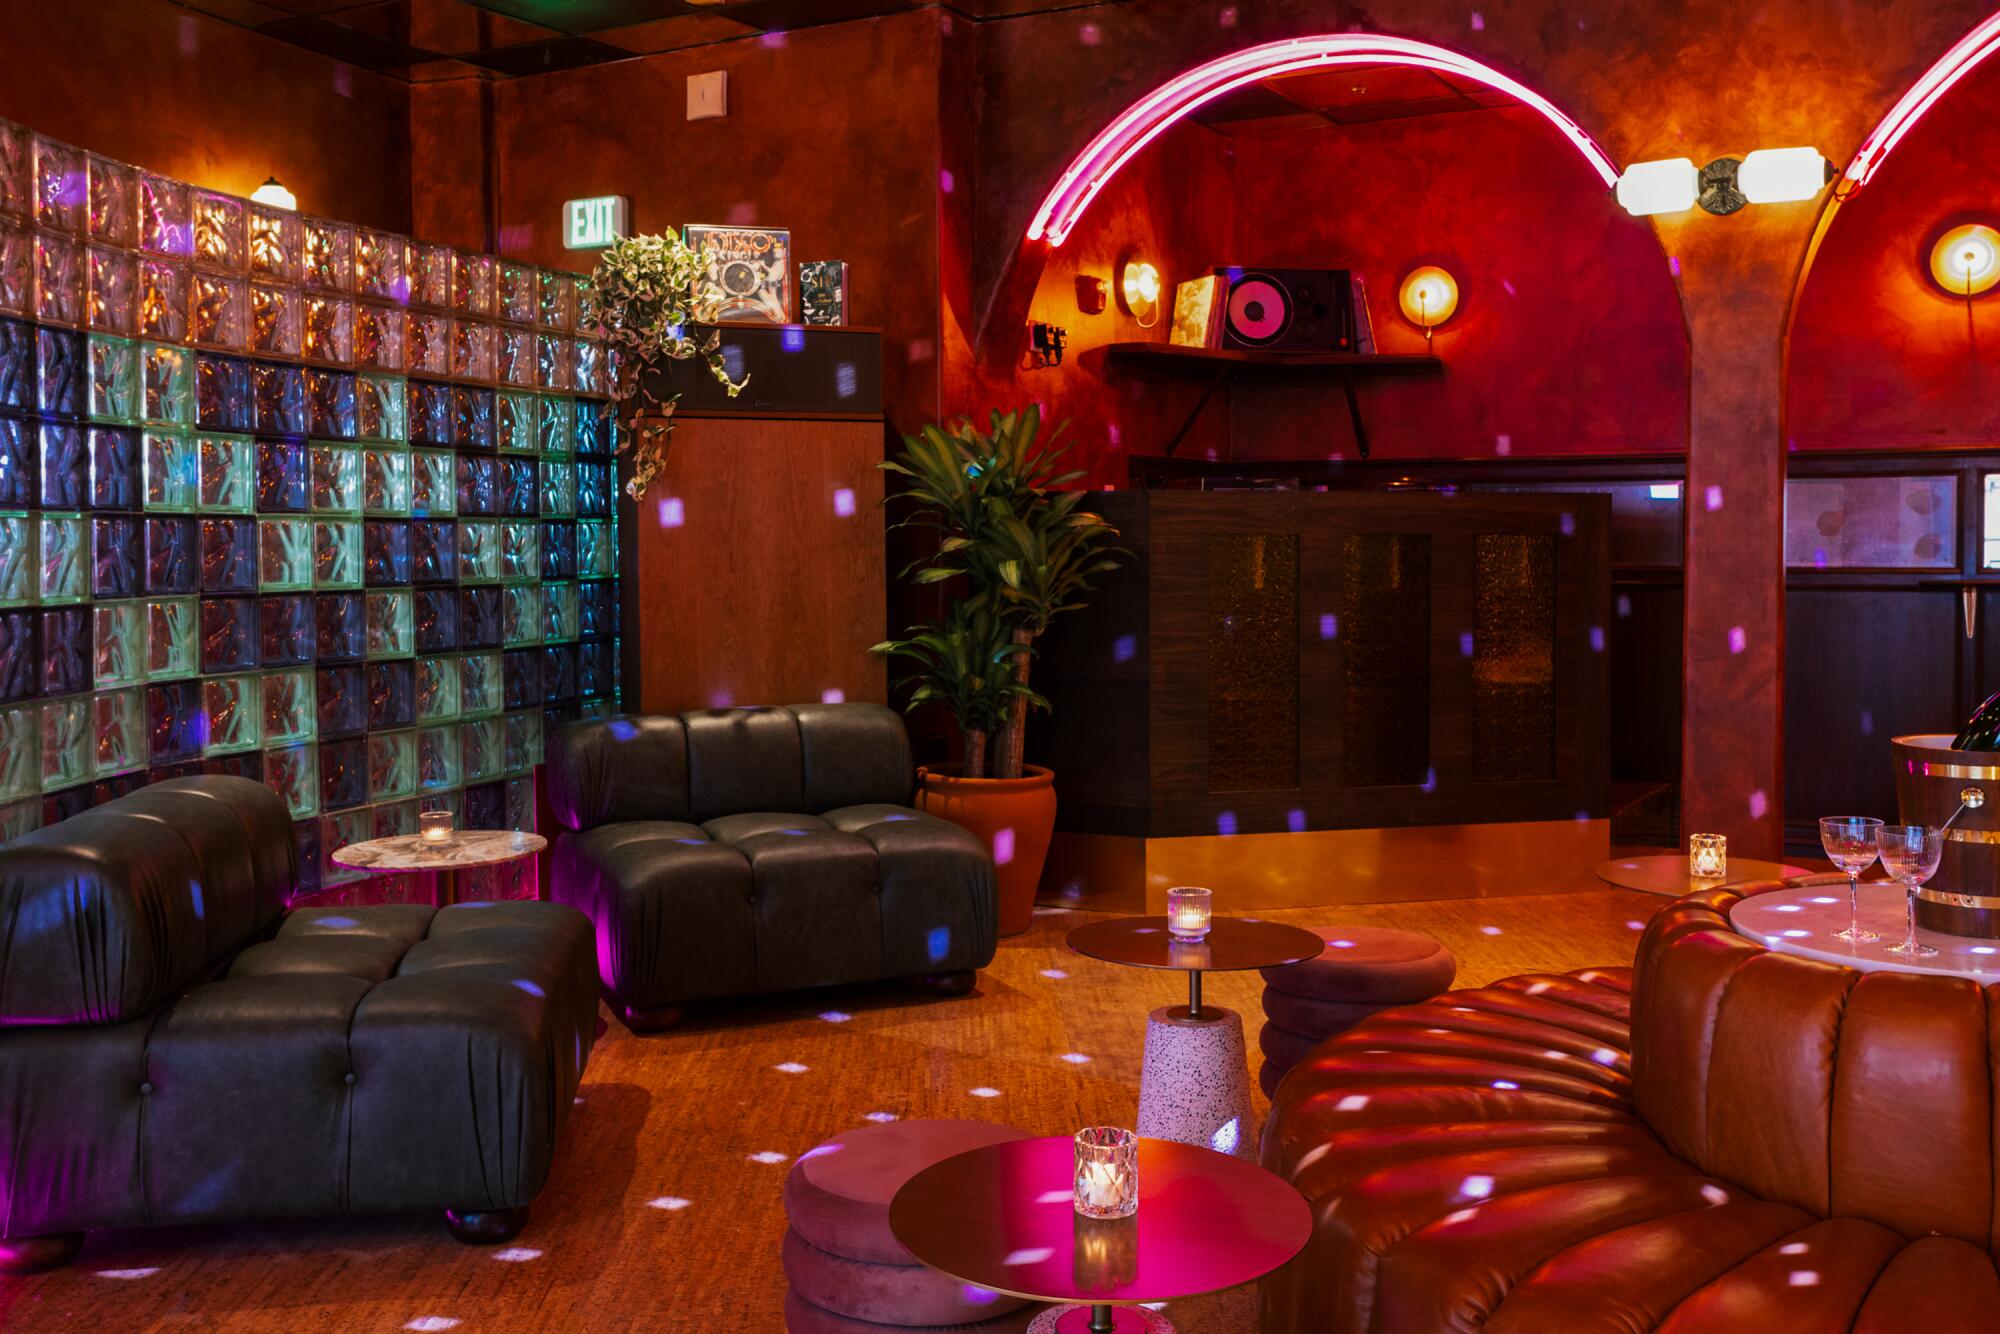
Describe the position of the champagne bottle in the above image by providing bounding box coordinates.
[1954,691,2000,750]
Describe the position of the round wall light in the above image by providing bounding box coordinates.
[250,176,297,211]
[1931,224,2000,297]
[1398,266,1459,341]
[1119,260,1162,327]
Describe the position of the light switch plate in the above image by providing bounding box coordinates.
[687,70,728,121]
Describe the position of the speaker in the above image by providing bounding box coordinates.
[1220,269,1355,352]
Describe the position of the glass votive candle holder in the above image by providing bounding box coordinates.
[1689,833,1727,880]
[419,809,454,847]
[1073,1126,1138,1220]
[1166,885,1211,941]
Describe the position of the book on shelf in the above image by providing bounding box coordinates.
[799,260,848,326]
[1169,273,1226,348]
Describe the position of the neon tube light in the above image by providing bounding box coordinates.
[1027,35,1623,246]
[1846,11,2000,187]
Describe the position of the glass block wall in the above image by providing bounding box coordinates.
[0,119,621,902]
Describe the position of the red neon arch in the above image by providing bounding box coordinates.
[1027,35,1623,247]
[1844,10,2000,187]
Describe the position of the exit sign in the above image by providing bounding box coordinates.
[563,195,629,250]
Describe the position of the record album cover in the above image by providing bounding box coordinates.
[684,223,792,323]
[800,260,848,326]
[1170,273,1225,347]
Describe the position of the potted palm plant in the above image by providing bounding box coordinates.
[584,231,746,501]
[874,407,1122,934]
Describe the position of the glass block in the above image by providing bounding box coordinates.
[537,394,573,456]
[579,578,614,639]
[411,519,457,585]
[198,433,255,512]
[249,281,302,357]
[362,448,410,516]
[576,276,600,332]
[457,453,497,516]
[497,262,535,325]
[497,390,535,452]
[578,519,614,578]
[544,580,578,642]
[0,702,32,802]
[37,611,86,705]
[306,369,357,439]
[35,229,85,327]
[85,155,137,248]
[200,594,258,673]
[575,409,610,458]
[145,595,198,678]
[89,599,141,689]
[255,440,308,516]
[87,243,138,334]
[196,353,255,432]
[147,678,202,762]
[320,735,366,811]
[410,241,451,309]
[259,516,313,591]
[315,591,363,662]
[0,316,30,411]
[452,251,495,317]
[91,514,141,597]
[140,342,193,425]
[412,449,456,518]
[0,122,23,219]
[356,373,406,443]
[463,780,506,835]
[0,511,29,608]
[1473,533,1557,783]
[354,229,408,303]
[138,257,189,342]
[200,516,256,592]
[415,651,459,722]
[542,521,576,580]
[41,695,90,791]
[145,516,197,594]
[460,650,502,718]
[290,814,321,897]
[196,672,259,755]
[87,334,138,423]
[417,722,459,790]
[36,424,82,510]
[313,519,361,588]
[0,606,29,700]
[137,172,193,257]
[249,203,301,282]
[263,742,318,817]
[363,518,408,586]
[459,585,502,648]
[355,302,404,371]
[452,385,496,449]
[190,269,248,350]
[258,593,315,666]
[410,380,451,444]
[457,519,500,583]
[301,217,353,292]
[536,269,576,331]
[504,710,542,773]
[494,324,534,389]
[254,361,308,436]
[502,582,542,648]
[0,222,27,318]
[501,520,538,582]
[319,805,372,887]
[577,639,612,698]
[94,686,144,777]
[408,310,449,377]
[143,428,198,511]
[31,136,85,235]
[414,587,457,653]
[261,668,315,745]
[192,190,248,272]
[367,657,414,729]
[518,646,554,706]
[0,795,42,840]
[310,444,360,514]
[0,420,27,511]
[539,459,575,517]
[451,320,496,383]
[460,715,503,782]
[365,587,412,657]
[37,325,82,418]
[499,458,538,517]
[577,460,612,511]
[372,796,418,841]
[316,662,365,736]
[575,340,604,396]
[304,293,353,366]
[535,334,574,390]
[368,727,416,800]
[90,424,141,507]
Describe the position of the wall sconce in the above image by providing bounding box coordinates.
[1029,321,1067,368]
[1930,223,2000,298]
[1616,148,1829,218]
[1397,266,1458,344]
[1075,275,1108,315]
[250,176,297,211]
[1118,260,1162,328]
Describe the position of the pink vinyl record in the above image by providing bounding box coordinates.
[1226,274,1290,344]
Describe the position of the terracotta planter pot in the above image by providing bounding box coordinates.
[915,764,1056,937]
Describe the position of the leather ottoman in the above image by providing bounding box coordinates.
[783,1119,1039,1331]
[1257,926,1456,1098]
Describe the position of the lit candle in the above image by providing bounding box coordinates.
[1166,886,1211,941]
[1689,833,1726,880]
[420,810,454,846]
[1073,1126,1137,1220]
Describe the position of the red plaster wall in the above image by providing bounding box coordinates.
[0,0,412,232]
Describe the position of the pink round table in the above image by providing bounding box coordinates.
[1730,880,2000,978]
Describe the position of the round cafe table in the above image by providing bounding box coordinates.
[888,1134,1312,1334]
[1066,917,1323,1158]
[330,829,546,908]
[1593,854,1814,898]
[1730,879,2000,979]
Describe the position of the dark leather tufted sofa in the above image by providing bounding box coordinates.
[1261,887,2000,1331]
[0,776,599,1273]
[547,703,998,1029]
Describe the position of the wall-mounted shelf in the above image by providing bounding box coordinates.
[1102,341,1443,457]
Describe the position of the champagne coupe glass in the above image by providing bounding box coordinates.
[1818,816,1883,943]
[1876,824,1945,959]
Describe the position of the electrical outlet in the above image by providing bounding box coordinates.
[687,70,728,121]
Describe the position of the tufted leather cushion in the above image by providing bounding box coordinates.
[0,776,296,1026]
[1259,925,1457,1004]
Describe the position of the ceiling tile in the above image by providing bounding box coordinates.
[457,33,632,74]
[706,0,919,31]
[593,13,758,52]
[456,0,690,34]
[254,12,444,68]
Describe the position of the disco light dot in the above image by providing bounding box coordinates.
[863,1112,899,1123]
[1459,1174,1494,1199]
[1789,1271,1820,1287]
[1774,904,1802,913]
[96,1269,160,1280]
[657,497,684,528]
[405,1320,462,1332]
[491,1248,541,1263]
[1480,926,1502,936]
[647,1197,691,1211]
[1780,1242,1809,1255]
[748,1151,789,1164]
[774,1062,809,1074]
[1335,1094,1370,1111]
[1060,1052,1091,1064]
[1808,897,1838,905]
[1749,789,1769,819]
[833,487,855,517]
[1003,1248,1054,1265]
[1728,626,1747,654]
[1035,1189,1072,1204]
[1040,968,1068,980]
[970,1087,1001,1098]
[1625,920,1645,930]
[820,688,844,704]
[1287,808,1308,832]
[1701,1184,1729,1206]
[1491,1080,1519,1090]
[819,1011,851,1023]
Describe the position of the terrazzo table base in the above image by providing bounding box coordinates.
[1135,1005,1255,1160]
